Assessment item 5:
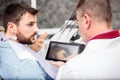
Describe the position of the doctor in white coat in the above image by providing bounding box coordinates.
[53,0,120,79]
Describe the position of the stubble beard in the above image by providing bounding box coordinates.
[16,32,37,45]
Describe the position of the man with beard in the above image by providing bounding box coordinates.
[0,2,57,80]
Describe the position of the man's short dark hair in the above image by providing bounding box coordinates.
[76,0,112,25]
[3,2,39,32]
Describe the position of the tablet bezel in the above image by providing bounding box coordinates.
[45,41,85,62]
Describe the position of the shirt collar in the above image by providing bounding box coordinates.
[89,30,120,41]
[0,32,36,60]
[8,40,36,60]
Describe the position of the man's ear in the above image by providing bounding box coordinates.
[83,13,91,29]
[7,22,17,34]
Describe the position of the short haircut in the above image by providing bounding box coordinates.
[3,2,39,32]
[76,0,112,24]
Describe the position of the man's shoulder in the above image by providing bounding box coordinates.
[0,41,10,48]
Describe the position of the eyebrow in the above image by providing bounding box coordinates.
[29,21,37,24]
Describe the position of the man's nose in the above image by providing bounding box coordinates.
[34,26,39,33]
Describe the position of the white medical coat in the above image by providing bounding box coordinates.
[57,36,120,79]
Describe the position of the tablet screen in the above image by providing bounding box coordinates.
[46,41,85,62]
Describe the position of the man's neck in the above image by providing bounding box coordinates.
[5,32,17,42]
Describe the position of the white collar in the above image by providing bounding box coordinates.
[8,40,36,60]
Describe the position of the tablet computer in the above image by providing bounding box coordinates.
[45,41,85,62]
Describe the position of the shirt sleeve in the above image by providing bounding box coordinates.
[17,60,46,80]
[56,65,76,80]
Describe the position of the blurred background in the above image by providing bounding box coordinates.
[0,0,120,30]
